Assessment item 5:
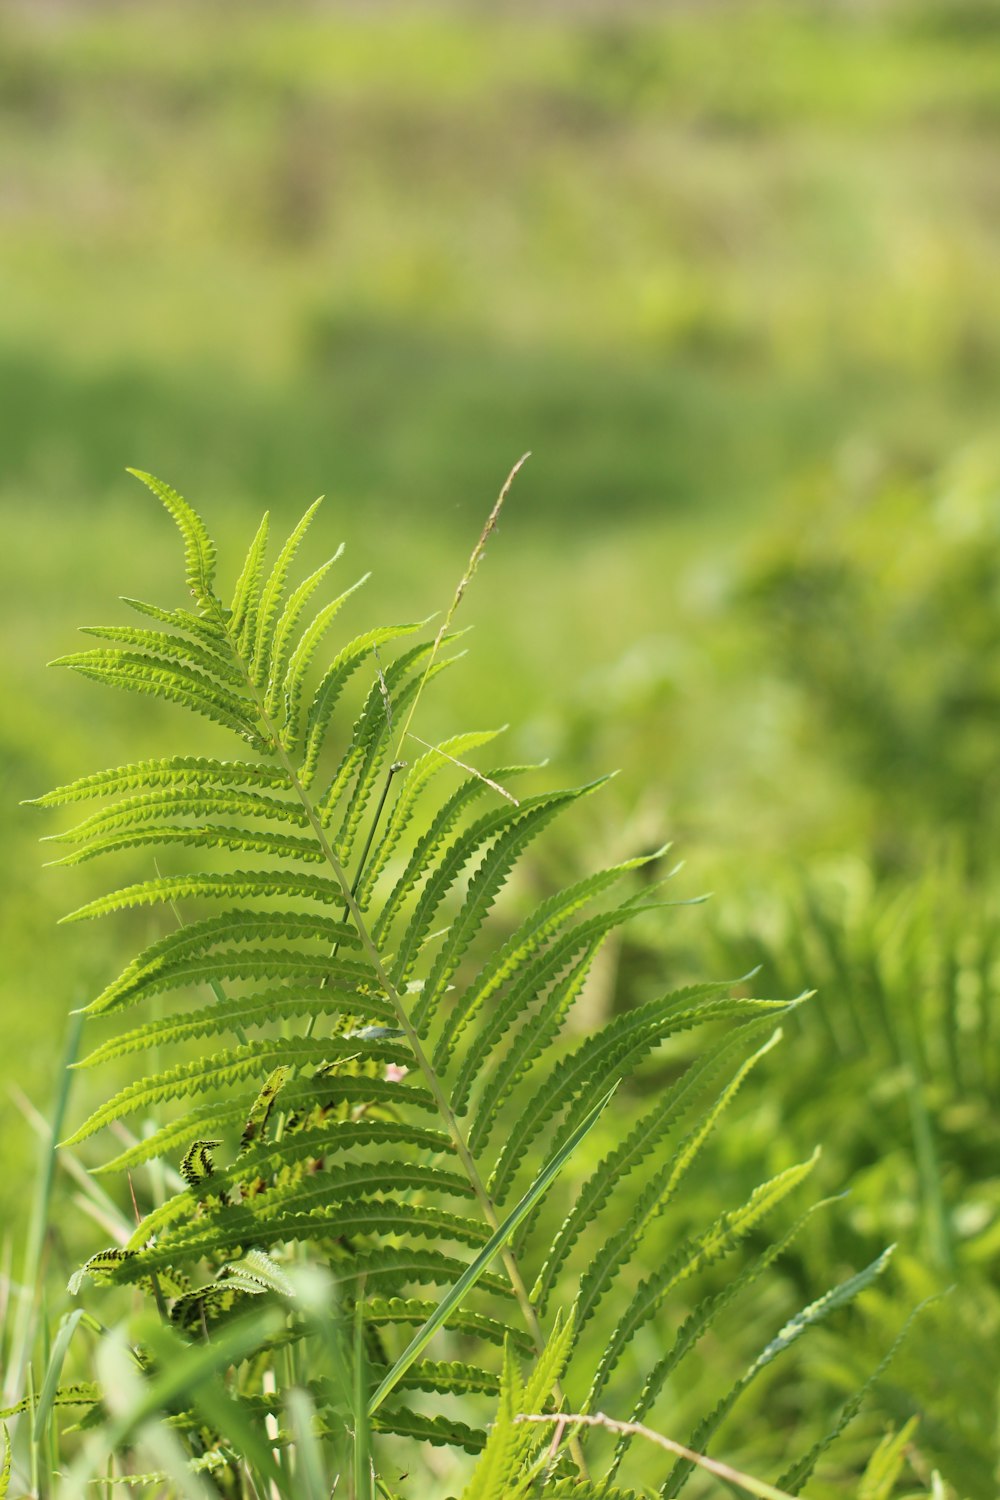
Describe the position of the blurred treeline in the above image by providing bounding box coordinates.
[3,2,1000,1494]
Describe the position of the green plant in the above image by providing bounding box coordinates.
[12,471,900,1496]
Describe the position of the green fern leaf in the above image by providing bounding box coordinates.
[133,1197,492,1272]
[49,822,325,867]
[532,1016,784,1312]
[413,780,607,1038]
[320,649,458,861]
[364,1297,532,1354]
[295,622,425,776]
[573,1027,785,1334]
[62,1033,414,1145]
[135,1148,474,1249]
[47,788,310,850]
[444,848,669,1091]
[316,639,439,830]
[228,510,270,648]
[610,1198,834,1483]
[587,1152,821,1409]
[387,1359,500,1398]
[354,729,501,899]
[471,945,603,1163]
[371,761,537,945]
[97,1096,447,1175]
[38,484,875,1492]
[86,908,358,1012]
[661,1247,895,1499]
[465,900,674,1150]
[373,1406,485,1453]
[120,595,230,654]
[263,546,346,718]
[393,789,583,1005]
[487,990,786,1200]
[461,1313,576,1500]
[277,572,371,737]
[60,868,342,922]
[776,1295,924,1495]
[76,624,244,685]
[78,977,389,1057]
[28,756,292,807]
[459,1341,525,1500]
[250,499,323,687]
[127,470,218,613]
[51,651,256,738]
[327,1245,514,1299]
[0,1383,103,1421]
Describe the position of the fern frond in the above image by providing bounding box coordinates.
[364,1297,532,1354]
[611,1197,834,1480]
[293,620,421,769]
[120,594,229,651]
[134,1147,475,1249]
[272,571,365,731]
[373,1406,485,1453]
[132,1195,492,1272]
[326,1245,514,1299]
[86,908,358,1012]
[229,510,270,649]
[61,869,342,922]
[97,1097,448,1175]
[262,545,346,716]
[379,1362,497,1402]
[77,978,389,1059]
[0,1383,103,1421]
[76,625,244,685]
[413,779,608,1037]
[28,756,292,807]
[48,822,325,867]
[586,1152,821,1409]
[470,944,603,1162]
[572,1027,785,1335]
[127,469,219,612]
[47,787,310,849]
[51,651,256,739]
[444,847,669,1090]
[460,1313,576,1500]
[394,787,593,1006]
[371,762,538,944]
[249,499,323,685]
[533,1016,785,1311]
[487,990,788,1200]
[39,481,872,1492]
[63,1033,414,1145]
[776,1293,923,1496]
[464,899,674,1149]
[660,1246,895,1499]
[319,640,455,856]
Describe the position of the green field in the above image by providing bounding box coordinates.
[3,4,1000,1495]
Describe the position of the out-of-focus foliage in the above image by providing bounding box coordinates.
[742,448,1000,872]
[4,2,1000,1495]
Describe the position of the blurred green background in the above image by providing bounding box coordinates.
[4,1,1000,1493]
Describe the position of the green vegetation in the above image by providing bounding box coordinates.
[0,480,927,1496]
[2,2,999,1495]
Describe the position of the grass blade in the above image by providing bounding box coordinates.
[368,1082,617,1415]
